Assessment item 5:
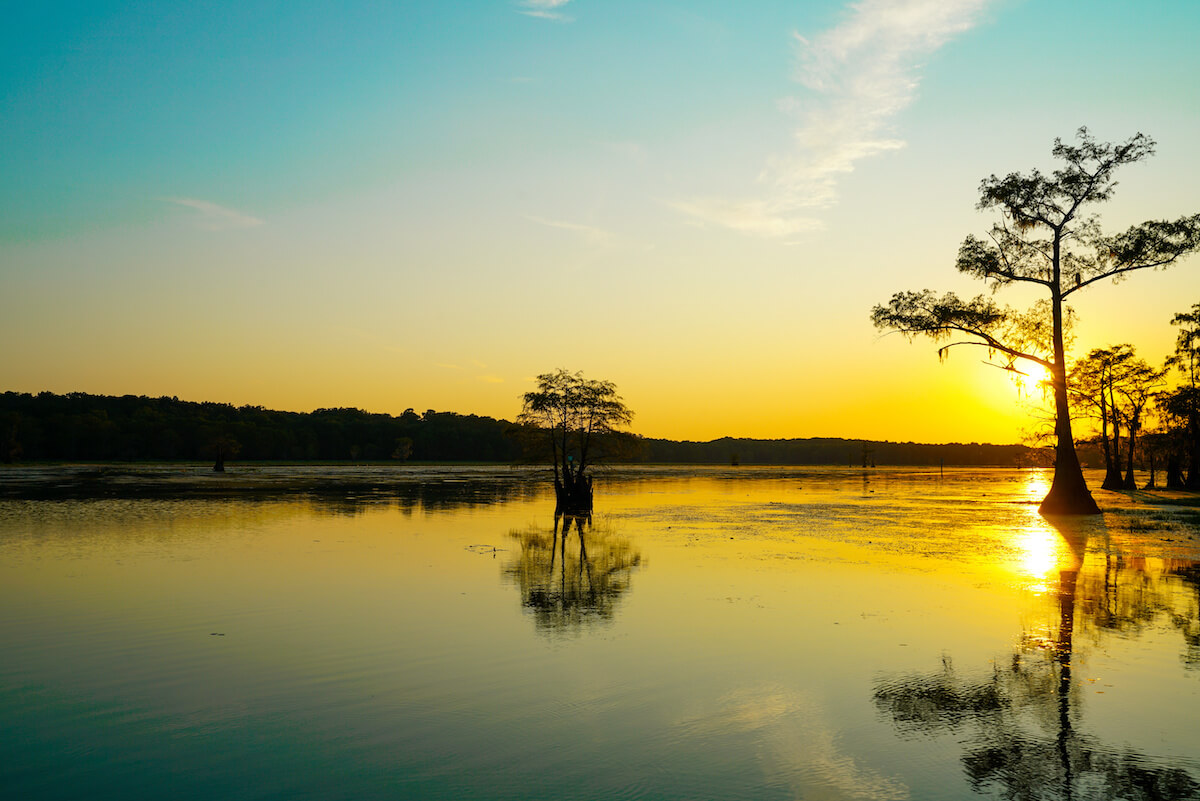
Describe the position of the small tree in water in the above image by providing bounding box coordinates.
[518,369,633,514]
[872,128,1200,515]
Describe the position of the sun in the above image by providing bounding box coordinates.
[1013,361,1051,395]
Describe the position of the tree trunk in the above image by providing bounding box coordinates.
[554,467,593,514]
[1102,391,1124,490]
[1188,413,1200,490]
[1041,430,1099,514]
[1167,453,1187,489]
[1122,414,1139,490]
[1098,391,1122,489]
[1122,435,1137,489]
[1039,279,1100,515]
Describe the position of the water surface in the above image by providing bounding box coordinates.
[2,466,1199,799]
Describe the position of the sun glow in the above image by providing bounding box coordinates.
[1015,525,1065,592]
[1013,362,1052,396]
[1008,472,1081,593]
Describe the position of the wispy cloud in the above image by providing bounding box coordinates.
[525,214,613,245]
[671,196,825,238]
[677,0,993,237]
[163,197,264,230]
[517,0,572,21]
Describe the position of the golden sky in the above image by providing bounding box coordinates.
[3,1,1199,443]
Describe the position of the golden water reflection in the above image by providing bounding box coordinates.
[876,514,1200,800]
[5,466,1200,800]
[1014,524,1077,593]
[1012,472,1081,593]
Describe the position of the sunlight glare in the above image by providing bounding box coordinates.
[1022,470,1050,499]
[1014,362,1051,396]
[1011,470,1074,592]
[1015,525,1067,593]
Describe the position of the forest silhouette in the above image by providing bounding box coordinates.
[0,390,1045,468]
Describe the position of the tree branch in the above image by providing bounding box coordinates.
[1063,255,1189,298]
[937,339,1052,370]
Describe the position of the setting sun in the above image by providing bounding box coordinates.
[1013,362,1053,396]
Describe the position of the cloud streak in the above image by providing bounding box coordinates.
[517,0,572,21]
[525,214,613,245]
[677,0,993,237]
[163,197,264,230]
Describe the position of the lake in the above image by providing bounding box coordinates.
[2,465,1199,800]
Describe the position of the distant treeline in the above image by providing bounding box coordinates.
[0,391,1047,467]
[0,392,520,463]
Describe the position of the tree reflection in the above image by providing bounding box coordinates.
[1169,563,1200,667]
[1076,550,1200,669]
[874,520,1200,800]
[504,515,643,635]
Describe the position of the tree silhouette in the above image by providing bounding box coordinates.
[1071,345,1134,489]
[873,129,1200,515]
[517,369,634,513]
[1070,346,1164,490]
[1114,359,1165,489]
[1160,305,1200,488]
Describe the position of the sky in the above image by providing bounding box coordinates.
[2,0,1199,444]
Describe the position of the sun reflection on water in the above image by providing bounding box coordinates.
[1011,471,1078,593]
[1015,524,1071,593]
[1022,469,1050,500]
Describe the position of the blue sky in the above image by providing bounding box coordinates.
[3,0,1199,441]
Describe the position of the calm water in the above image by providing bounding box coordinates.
[2,465,1200,800]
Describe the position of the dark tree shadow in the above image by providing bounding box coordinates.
[504,514,644,635]
[873,519,1200,800]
